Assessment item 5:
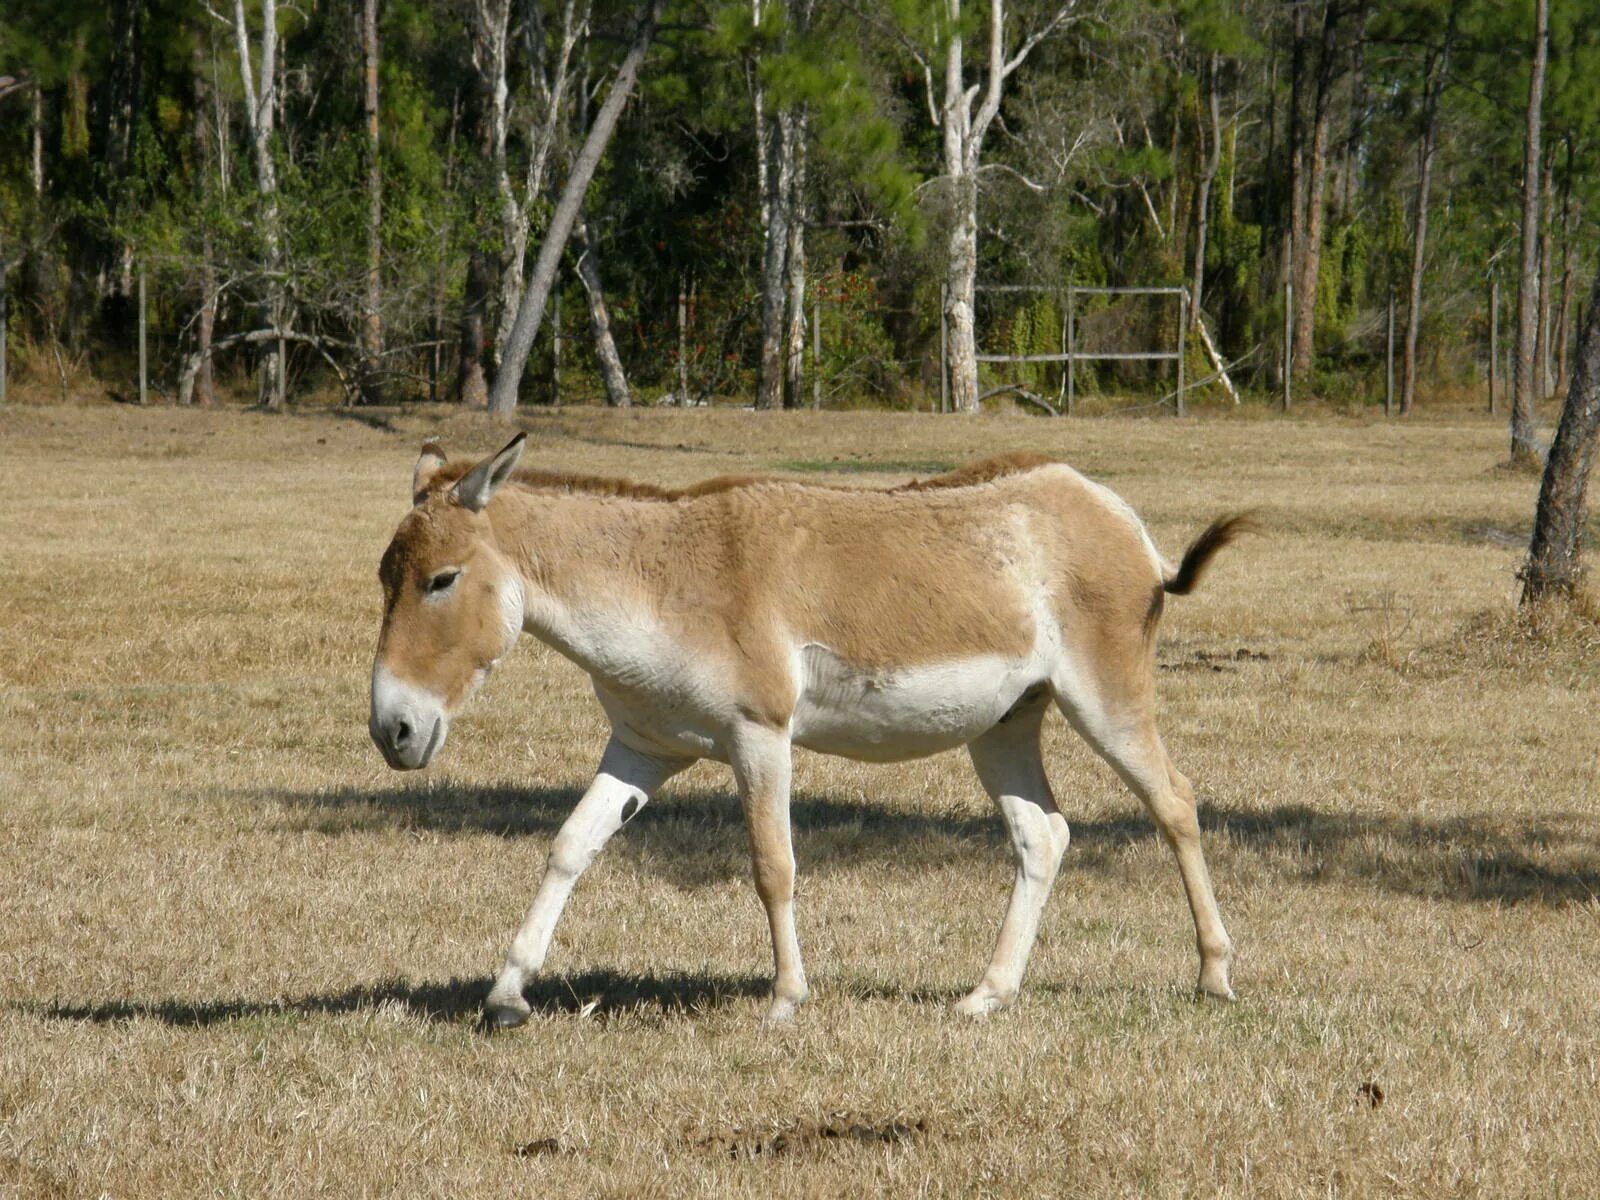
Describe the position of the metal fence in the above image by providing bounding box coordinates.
[964,283,1191,416]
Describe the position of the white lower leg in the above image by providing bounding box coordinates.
[958,711,1067,1017]
[956,801,1068,1016]
[485,739,685,1025]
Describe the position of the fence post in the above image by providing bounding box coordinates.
[811,286,821,410]
[1385,286,1395,417]
[938,282,949,414]
[0,257,8,406]
[1489,277,1499,415]
[138,262,148,407]
[1176,290,1187,417]
[1065,284,1075,417]
[676,276,688,407]
[551,282,561,405]
[1282,279,1292,412]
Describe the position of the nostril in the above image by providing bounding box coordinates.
[394,719,412,746]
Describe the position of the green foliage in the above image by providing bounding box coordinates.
[1316,219,1369,347]
[1005,294,1064,392]
[0,0,1594,408]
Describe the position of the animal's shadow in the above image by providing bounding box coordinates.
[36,968,771,1030]
[260,781,1600,908]
[32,791,1599,1035]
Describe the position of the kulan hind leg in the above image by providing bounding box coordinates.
[1054,669,1235,1000]
[956,693,1071,1017]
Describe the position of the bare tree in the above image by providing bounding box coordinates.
[1400,6,1456,416]
[1534,147,1555,401]
[488,1,661,415]
[1291,0,1341,382]
[1522,257,1600,604]
[755,105,797,408]
[190,32,218,407]
[488,0,587,367]
[753,0,813,410]
[891,0,1077,412]
[231,0,286,408]
[1189,52,1222,321]
[1511,0,1548,465]
[782,105,809,408]
[572,215,629,407]
[1553,137,1576,394]
[362,0,382,376]
[31,83,45,198]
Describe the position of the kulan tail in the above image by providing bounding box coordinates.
[1162,513,1259,595]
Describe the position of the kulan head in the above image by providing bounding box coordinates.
[369,435,528,770]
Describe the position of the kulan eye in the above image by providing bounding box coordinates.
[425,569,461,595]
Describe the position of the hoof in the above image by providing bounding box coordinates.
[952,990,1010,1019]
[483,994,533,1031]
[761,994,805,1025]
[1197,967,1236,1002]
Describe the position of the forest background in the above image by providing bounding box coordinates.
[0,0,1596,427]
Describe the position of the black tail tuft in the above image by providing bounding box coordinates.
[1164,512,1260,595]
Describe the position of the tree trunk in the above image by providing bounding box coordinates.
[1535,148,1556,401]
[232,0,285,409]
[572,216,629,408]
[474,0,514,359]
[1,255,9,405]
[1292,1,1339,382]
[107,0,144,299]
[1341,5,1366,213]
[944,173,981,412]
[1522,258,1600,603]
[488,1,660,416]
[1554,138,1575,395]
[783,108,809,408]
[930,0,1067,413]
[456,21,497,406]
[191,35,218,408]
[459,249,491,407]
[942,2,978,412]
[454,10,502,409]
[1286,0,1306,328]
[1512,0,1549,464]
[431,92,461,404]
[1189,53,1221,322]
[756,106,794,410]
[490,0,583,367]
[31,86,44,197]
[1555,248,1575,401]
[1401,14,1454,416]
[362,0,382,378]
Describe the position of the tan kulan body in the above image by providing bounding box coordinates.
[369,439,1250,1026]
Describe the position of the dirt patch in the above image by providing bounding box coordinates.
[512,1137,573,1158]
[698,1113,933,1159]
[1160,647,1273,673]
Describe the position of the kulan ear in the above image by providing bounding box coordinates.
[412,440,448,503]
[451,433,527,513]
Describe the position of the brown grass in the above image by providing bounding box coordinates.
[2,402,1598,1198]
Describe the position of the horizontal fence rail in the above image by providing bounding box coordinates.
[971,284,1189,416]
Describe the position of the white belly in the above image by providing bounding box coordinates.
[790,644,1045,762]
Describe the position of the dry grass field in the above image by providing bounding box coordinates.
[2,402,1598,1198]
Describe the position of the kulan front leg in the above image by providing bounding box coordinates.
[484,738,687,1029]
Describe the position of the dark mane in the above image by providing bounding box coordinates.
[896,451,1058,492]
[425,450,1060,503]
